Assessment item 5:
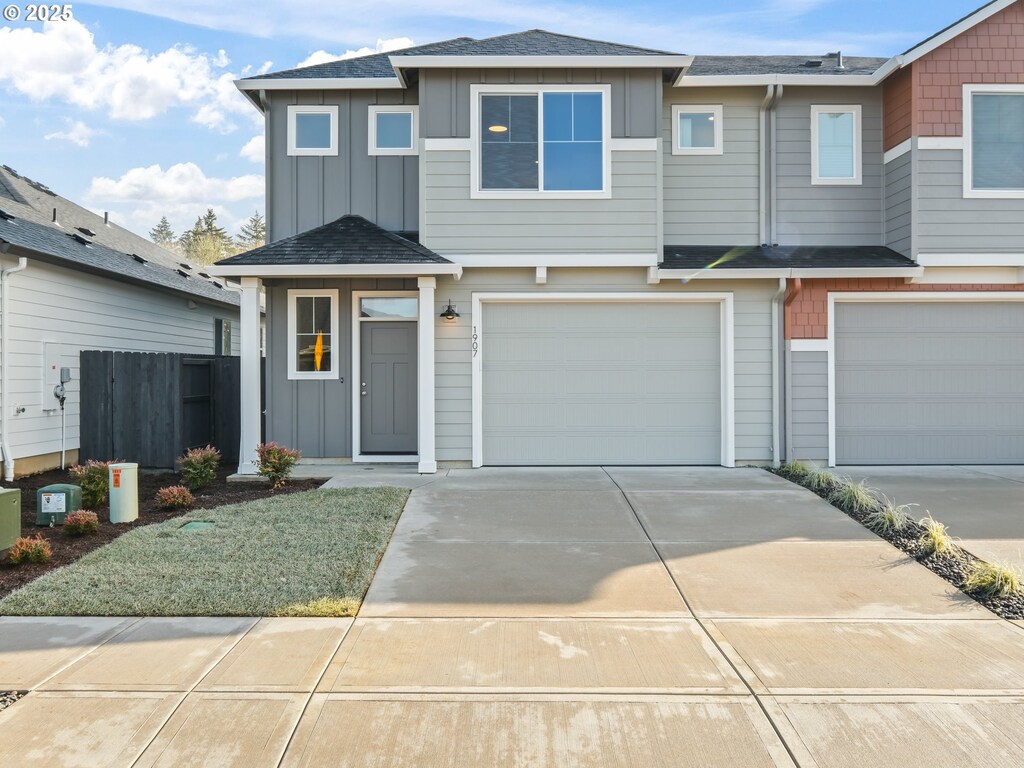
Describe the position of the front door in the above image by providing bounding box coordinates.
[360,321,417,454]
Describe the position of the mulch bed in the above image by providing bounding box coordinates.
[1,691,24,712]
[0,467,324,600]
[771,468,1024,620]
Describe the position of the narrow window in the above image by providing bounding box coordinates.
[542,92,603,190]
[368,106,418,155]
[672,105,723,155]
[970,92,1024,191]
[214,319,232,355]
[287,290,338,379]
[481,95,539,190]
[811,105,861,185]
[287,106,338,156]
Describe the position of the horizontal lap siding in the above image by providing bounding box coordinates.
[884,149,912,257]
[662,86,762,246]
[421,151,659,254]
[1,259,236,461]
[788,350,828,463]
[431,270,774,463]
[775,87,883,246]
[916,148,1024,252]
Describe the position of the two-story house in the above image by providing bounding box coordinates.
[212,0,1024,474]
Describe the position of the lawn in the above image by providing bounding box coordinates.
[0,487,409,617]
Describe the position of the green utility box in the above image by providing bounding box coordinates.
[36,484,82,526]
[0,487,21,551]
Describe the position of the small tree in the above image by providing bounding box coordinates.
[179,208,235,262]
[235,211,266,252]
[149,216,176,247]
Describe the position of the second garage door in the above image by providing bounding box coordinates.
[835,301,1024,464]
[481,301,723,465]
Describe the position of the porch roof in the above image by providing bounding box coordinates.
[660,245,919,272]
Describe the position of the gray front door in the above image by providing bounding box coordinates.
[360,322,417,454]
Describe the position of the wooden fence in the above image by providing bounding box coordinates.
[79,351,247,468]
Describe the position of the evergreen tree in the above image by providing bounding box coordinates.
[149,216,176,247]
[178,208,234,263]
[236,211,266,251]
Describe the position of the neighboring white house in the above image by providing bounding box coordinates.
[0,165,242,478]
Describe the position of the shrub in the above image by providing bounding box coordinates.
[780,460,814,480]
[7,534,52,564]
[69,460,116,508]
[919,513,958,557]
[255,442,301,489]
[965,561,1023,598]
[156,485,195,510]
[178,445,221,490]
[864,497,916,535]
[64,510,100,536]
[829,479,881,515]
[804,467,841,494]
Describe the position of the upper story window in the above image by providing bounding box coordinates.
[471,84,610,199]
[810,105,861,185]
[671,105,723,155]
[368,105,418,156]
[287,105,339,156]
[964,84,1024,198]
[287,289,339,380]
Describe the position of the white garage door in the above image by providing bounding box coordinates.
[481,301,723,465]
[835,301,1024,464]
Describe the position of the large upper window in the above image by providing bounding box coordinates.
[287,289,339,379]
[811,105,861,185]
[672,105,723,155]
[368,105,418,156]
[473,85,609,198]
[965,85,1024,198]
[287,105,338,156]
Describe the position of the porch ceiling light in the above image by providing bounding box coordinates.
[440,299,460,320]
[488,124,508,133]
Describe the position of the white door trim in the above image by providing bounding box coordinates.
[826,291,1024,467]
[351,290,420,464]
[470,291,736,468]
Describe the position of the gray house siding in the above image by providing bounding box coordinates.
[787,350,828,463]
[266,90,419,242]
[884,149,912,257]
[662,86,762,246]
[775,87,883,246]
[915,147,1024,253]
[431,270,776,464]
[264,277,418,458]
[419,68,662,139]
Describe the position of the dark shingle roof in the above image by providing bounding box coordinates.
[686,54,888,77]
[901,0,1000,56]
[219,215,451,266]
[0,214,238,306]
[661,245,917,271]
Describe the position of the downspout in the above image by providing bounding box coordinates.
[782,278,803,464]
[758,85,776,245]
[1,254,28,482]
[769,84,783,245]
[770,276,786,467]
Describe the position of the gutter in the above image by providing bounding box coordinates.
[1,254,27,481]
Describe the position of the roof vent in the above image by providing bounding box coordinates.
[104,211,110,226]
[76,226,97,237]
[802,59,822,68]
[69,233,91,246]
[197,271,210,279]
[1,165,19,178]
[827,50,844,70]
[52,207,58,224]
[131,253,147,264]
[176,268,190,279]
[0,209,15,221]
[178,262,192,270]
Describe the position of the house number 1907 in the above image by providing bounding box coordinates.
[471,327,479,358]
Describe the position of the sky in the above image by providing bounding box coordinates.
[0,0,986,241]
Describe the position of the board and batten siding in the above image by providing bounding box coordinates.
[787,350,829,463]
[419,68,661,140]
[420,149,659,254]
[431,269,776,464]
[662,86,762,246]
[774,87,883,246]
[0,258,238,465]
[915,147,1024,253]
[266,90,419,241]
[884,148,912,257]
[264,277,418,458]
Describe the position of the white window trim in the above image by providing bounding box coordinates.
[810,104,862,185]
[286,289,340,380]
[469,83,613,200]
[287,105,339,156]
[963,83,1024,199]
[671,104,723,156]
[368,104,419,156]
[469,292,735,469]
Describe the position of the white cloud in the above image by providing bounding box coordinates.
[296,37,415,68]
[0,19,257,132]
[240,135,264,163]
[44,119,101,147]
[86,162,263,234]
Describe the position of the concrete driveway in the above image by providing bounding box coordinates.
[3,467,1024,766]
[844,465,1024,570]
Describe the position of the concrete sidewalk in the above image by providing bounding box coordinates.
[2,467,1024,766]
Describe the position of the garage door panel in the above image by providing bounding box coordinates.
[482,302,722,466]
[836,301,1024,464]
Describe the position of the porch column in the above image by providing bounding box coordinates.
[237,276,262,475]
[417,276,437,474]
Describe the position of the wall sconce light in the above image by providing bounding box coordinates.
[440,300,460,321]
